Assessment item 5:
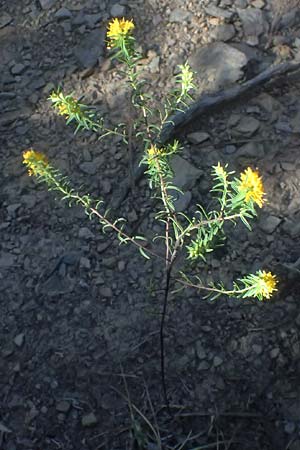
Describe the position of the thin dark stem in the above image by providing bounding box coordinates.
[160,264,172,416]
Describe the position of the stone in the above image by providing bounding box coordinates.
[234,116,260,136]
[79,162,97,175]
[39,0,58,10]
[270,347,280,359]
[0,13,13,29]
[213,356,223,367]
[55,8,72,20]
[78,227,95,240]
[238,142,264,158]
[204,5,234,20]
[196,342,207,359]
[189,43,248,93]
[170,8,192,22]
[80,257,91,270]
[56,401,71,413]
[74,29,105,68]
[252,344,263,355]
[14,333,24,347]
[173,191,192,212]
[110,4,126,17]
[235,0,248,7]
[289,440,300,450]
[118,261,126,272]
[171,155,203,190]
[99,287,113,298]
[187,131,210,144]
[210,24,236,42]
[259,215,282,234]
[251,0,265,8]
[224,144,237,154]
[291,111,300,133]
[0,252,15,268]
[81,412,97,427]
[198,361,210,370]
[237,8,266,46]
[11,63,26,75]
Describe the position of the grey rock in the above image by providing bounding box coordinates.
[79,162,97,175]
[291,111,300,133]
[289,440,300,450]
[110,3,126,17]
[252,344,263,355]
[99,287,113,298]
[0,252,15,268]
[80,257,91,270]
[81,412,98,427]
[14,333,24,347]
[0,422,12,433]
[118,261,126,272]
[234,0,248,7]
[196,342,207,359]
[251,0,265,8]
[237,8,266,46]
[284,421,296,434]
[73,12,102,28]
[238,142,264,158]
[171,155,203,190]
[211,24,236,42]
[56,401,71,413]
[204,5,234,20]
[7,203,21,217]
[11,63,26,75]
[148,56,160,73]
[55,8,72,20]
[74,29,105,68]
[275,120,291,133]
[41,273,75,296]
[39,0,58,10]
[224,144,237,154]
[173,191,192,212]
[78,227,95,240]
[213,356,223,367]
[234,116,260,136]
[189,42,248,93]
[259,215,282,234]
[0,13,13,29]
[198,361,210,370]
[170,8,192,22]
[187,131,210,144]
[270,347,280,359]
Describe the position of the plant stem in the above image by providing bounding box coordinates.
[160,263,173,416]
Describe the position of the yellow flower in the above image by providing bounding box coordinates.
[107,17,135,46]
[58,103,69,117]
[23,149,49,177]
[257,271,278,299]
[239,167,266,207]
[147,145,164,161]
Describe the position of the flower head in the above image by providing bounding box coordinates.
[49,91,81,119]
[238,167,266,208]
[256,270,278,299]
[23,149,49,177]
[107,17,135,48]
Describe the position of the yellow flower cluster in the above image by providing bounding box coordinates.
[257,271,278,299]
[23,149,49,177]
[147,145,164,162]
[58,104,69,117]
[239,167,265,208]
[107,17,135,47]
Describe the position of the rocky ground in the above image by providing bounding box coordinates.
[1,0,300,449]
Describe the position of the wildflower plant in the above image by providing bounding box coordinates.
[22,18,278,410]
